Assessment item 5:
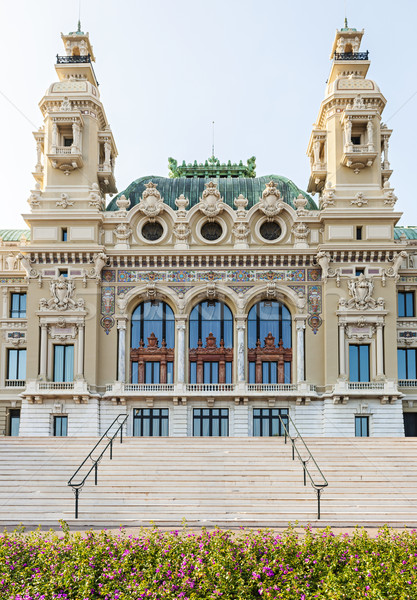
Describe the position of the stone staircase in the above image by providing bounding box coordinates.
[0,437,416,528]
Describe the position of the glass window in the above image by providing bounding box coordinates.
[133,408,169,436]
[145,362,160,383]
[10,293,26,318]
[7,349,26,380]
[249,362,256,383]
[54,416,68,437]
[9,409,20,437]
[262,362,278,384]
[248,301,291,348]
[253,408,288,437]
[204,362,219,383]
[355,415,369,437]
[349,345,370,382]
[193,408,229,437]
[131,301,175,348]
[398,291,415,317]
[53,345,74,382]
[398,348,417,380]
[189,301,233,348]
[167,362,173,384]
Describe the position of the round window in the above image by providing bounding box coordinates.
[141,221,163,241]
[201,221,223,241]
[260,221,281,241]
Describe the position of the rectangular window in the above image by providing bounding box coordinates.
[10,293,26,318]
[193,408,229,437]
[349,345,370,382]
[351,136,361,145]
[54,415,68,437]
[204,362,219,383]
[63,137,73,147]
[53,345,74,382]
[249,362,256,383]
[356,226,362,240]
[167,362,173,384]
[355,268,365,277]
[7,348,26,381]
[8,409,20,437]
[145,361,160,384]
[133,408,169,436]
[225,362,232,384]
[253,408,289,437]
[398,348,417,380]
[62,228,68,242]
[398,291,415,317]
[59,269,68,278]
[355,415,369,437]
[262,362,278,384]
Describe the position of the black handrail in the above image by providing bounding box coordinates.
[334,51,369,60]
[67,413,128,518]
[278,414,328,519]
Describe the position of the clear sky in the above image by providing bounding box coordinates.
[1,0,416,228]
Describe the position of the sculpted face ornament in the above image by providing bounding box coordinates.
[259,181,283,219]
[138,182,164,220]
[40,276,85,311]
[199,181,224,219]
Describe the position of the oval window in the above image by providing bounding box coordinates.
[201,221,223,241]
[260,221,281,241]
[142,221,163,241]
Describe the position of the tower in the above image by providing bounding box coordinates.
[29,25,117,218]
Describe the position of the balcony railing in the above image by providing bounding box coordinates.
[398,380,417,388]
[124,383,174,392]
[348,382,385,390]
[351,145,372,153]
[54,147,73,155]
[186,383,235,392]
[247,383,297,392]
[334,51,369,60]
[4,379,26,388]
[56,54,92,64]
[38,382,75,391]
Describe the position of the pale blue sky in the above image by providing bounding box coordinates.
[1,0,416,227]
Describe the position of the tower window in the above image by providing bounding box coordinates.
[355,268,365,277]
[356,226,363,240]
[62,228,68,242]
[63,137,73,147]
[351,136,361,145]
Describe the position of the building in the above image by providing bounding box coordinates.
[1,23,416,439]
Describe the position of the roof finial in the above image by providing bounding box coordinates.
[77,0,82,32]
[344,16,348,28]
[211,121,215,158]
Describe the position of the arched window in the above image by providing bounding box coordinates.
[189,301,233,384]
[130,301,174,384]
[248,300,292,384]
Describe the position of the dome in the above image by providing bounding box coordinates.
[107,175,318,212]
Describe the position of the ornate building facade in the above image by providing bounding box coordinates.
[1,24,416,438]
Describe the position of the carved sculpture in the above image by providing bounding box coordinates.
[40,276,85,311]
[28,185,41,208]
[294,193,308,215]
[173,223,191,242]
[91,252,108,279]
[116,194,130,212]
[292,222,309,246]
[234,194,248,217]
[259,181,283,219]
[56,193,74,209]
[89,183,103,209]
[351,192,367,207]
[320,183,335,208]
[175,194,189,216]
[114,223,132,243]
[232,223,250,242]
[383,182,397,207]
[60,97,72,111]
[198,181,224,218]
[315,250,331,282]
[138,182,164,219]
[6,253,16,271]
[352,95,366,110]
[387,251,408,281]
[339,274,383,310]
[17,253,38,278]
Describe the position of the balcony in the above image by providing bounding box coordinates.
[332,379,401,404]
[333,51,369,60]
[4,379,26,388]
[56,54,92,64]
[97,163,117,193]
[47,145,83,173]
[341,144,378,173]
[21,380,92,404]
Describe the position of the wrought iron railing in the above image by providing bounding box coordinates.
[56,54,91,64]
[334,51,369,60]
[278,414,328,519]
[67,413,128,518]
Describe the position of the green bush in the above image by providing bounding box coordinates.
[0,524,416,599]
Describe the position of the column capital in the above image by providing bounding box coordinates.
[117,319,127,330]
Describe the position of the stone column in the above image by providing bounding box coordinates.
[76,324,84,379]
[376,324,384,378]
[176,320,186,385]
[237,321,246,383]
[39,324,48,379]
[296,320,305,383]
[117,320,127,383]
[2,289,8,319]
[339,324,346,378]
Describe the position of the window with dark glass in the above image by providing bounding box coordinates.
[248,301,292,383]
[53,345,74,382]
[133,408,169,436]
[355,415,369,437]
[189,301,233,383]
[10,293,26,318]
[253,408,288,436]
[349,345,370,382]
[130,301,174,384]
[398,291,415,317]
[8,409,20,437]
[54,415,68,437]
[7,349,26,381]
[398,348,417,380]
[193,408,229,436]
[62,228,68,242]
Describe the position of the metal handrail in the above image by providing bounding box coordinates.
[278,414,328,519]
[67,413,128,518]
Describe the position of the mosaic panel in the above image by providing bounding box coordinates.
[400,276,417,283]
[102,270,116,282]
[112,269,310,283]
[288,285,305,296]
[307,285,322,335]
[399,331,417,338]
[307,269,321,281]
[227,285,253,295]
[101,286,115,315]
[199,271,222,281]
[117,286,132,296]
[118,270,164,282]
[0,278,25,284]
[100,315,115,335]
[167,270,193,283]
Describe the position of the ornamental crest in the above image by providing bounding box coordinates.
[339,274,384,310]
[259,181,283,219]
[39,276,85,311]
[138,182,164,219]
[199,181,224,218]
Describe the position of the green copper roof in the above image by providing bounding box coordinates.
[0,229,30,241]
[169,156,256,178]
[394,227,417,240]
[107,175,318,212]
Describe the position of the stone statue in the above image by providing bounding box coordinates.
[232,223,250,242]
[336,37,345,53]
[6,253,16,271]
[344,119,352,146]
[313,139,321,164]
[367,120,374,146]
